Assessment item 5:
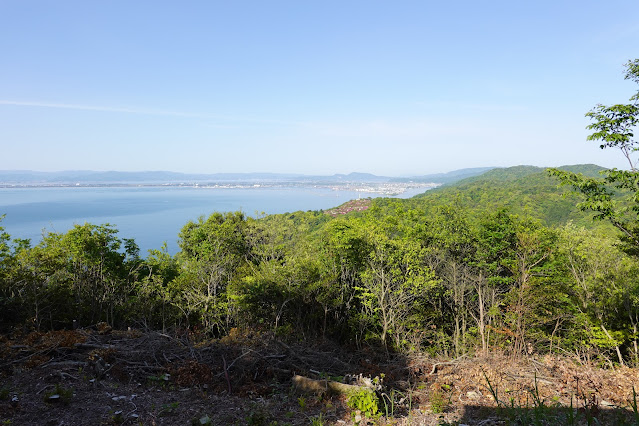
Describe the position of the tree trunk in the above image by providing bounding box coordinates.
[600,323,625,367]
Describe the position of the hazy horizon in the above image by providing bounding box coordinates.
[1,1,637,175]
[0,166,499,177]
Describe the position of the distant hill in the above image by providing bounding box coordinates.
[0,170,400,185]
[0,170,307,184]
[437,164,604,184]
[392,167,496,184]
[0,168,490,186]
[411,164,612,229]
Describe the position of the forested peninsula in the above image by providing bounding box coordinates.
[1,60,639,425]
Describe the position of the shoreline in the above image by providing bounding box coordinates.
[0,181,439,196]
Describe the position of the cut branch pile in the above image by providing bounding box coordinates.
[3,329,639,425]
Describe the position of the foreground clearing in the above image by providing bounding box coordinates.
[1,328,637,425]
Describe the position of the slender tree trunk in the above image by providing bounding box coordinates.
[479,287,486,354]
[600,323,625,367]
[473,273,488,355]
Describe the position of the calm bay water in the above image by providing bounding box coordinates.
[0,186,426,255]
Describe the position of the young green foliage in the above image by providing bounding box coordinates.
[550,59,639,256]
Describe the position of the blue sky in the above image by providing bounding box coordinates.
[1,1,638,176]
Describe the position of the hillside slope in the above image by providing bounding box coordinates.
[411,164,611,228]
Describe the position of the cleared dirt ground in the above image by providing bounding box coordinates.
[1,327,638,425]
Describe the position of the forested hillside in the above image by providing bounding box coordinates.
[412,164,613,229]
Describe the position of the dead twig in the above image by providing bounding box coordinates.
[36,384,55,395]
[221,349,254,373]
[58,371,79,381]
[222,355,232,394]
[0,346,57,368]
[39,360,88,369]
[74,343,116,351]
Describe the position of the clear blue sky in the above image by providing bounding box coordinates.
[1,1,638,176]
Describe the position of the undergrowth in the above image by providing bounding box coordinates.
[347,388,381,423]
[483,370,639,425]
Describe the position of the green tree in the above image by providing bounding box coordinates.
[557,225,632,365]
[61,223,133,325]
[231,212,328,336]
[0,216,32,329]
[502,220,557,355]
[471,210,562,355]
[176,212,248,333]
[472,209,518,352]
[550,59,639,255]
[4,223,136,329]
[12,234,72,329]
[356,218,438,350]
[127,243,180,330]
[416,204,477,356]
[315,219,368,340]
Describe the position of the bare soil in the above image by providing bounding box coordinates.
[1,327,638,425]
[325,199,371,217]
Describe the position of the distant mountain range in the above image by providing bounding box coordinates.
[0,168,495,186]
[390,167,496,184]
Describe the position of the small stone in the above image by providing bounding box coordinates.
[466,391,481,400]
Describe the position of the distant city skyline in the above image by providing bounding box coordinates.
[1,1,637,175]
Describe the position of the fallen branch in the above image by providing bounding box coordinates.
[0,346,56,368]
[429,355,468,375]
[292,374,373,396]
[213,349,254,378]
[40,360,88,369]
[74,343,116,351]
[429,361,457,375]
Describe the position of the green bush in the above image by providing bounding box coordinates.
[347,388,380,421]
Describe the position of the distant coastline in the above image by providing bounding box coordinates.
[0,167,493,195]
[0,181,438,197]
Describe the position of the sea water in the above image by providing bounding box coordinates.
[0,186,427,255]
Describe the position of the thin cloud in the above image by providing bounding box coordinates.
[0,100,201,117]
[0,100,301,126]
